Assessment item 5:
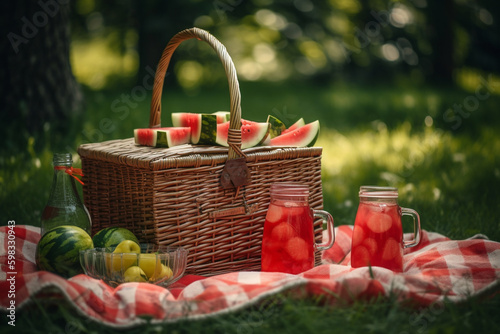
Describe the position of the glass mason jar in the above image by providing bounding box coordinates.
[261,183,335,274]
[351,186,421,272]
[40,153,92,236]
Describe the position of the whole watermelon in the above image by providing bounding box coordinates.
[92,227,139,249]
[36,225,93,278]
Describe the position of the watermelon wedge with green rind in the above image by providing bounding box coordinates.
[282,118,306,135]
[266,115,286,138]
[216,120,270,149]
[269,120,320,147]
[198,114,218,145]
[171,113,218,145]
[134,127,191,148]
[263,117,306,145]
[212,111,231,123]
[36,225,94,278]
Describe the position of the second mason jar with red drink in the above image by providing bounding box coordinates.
[351,186,421,272]
[261,183,335,274]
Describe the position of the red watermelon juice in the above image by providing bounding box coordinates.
[350,186,421,273]
[261,202,315,274]
[261,183,335,274]
[351,201,403,272]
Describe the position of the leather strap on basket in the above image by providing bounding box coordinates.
[150,27,244,163]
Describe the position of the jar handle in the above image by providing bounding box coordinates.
[313,210,335,251]
[401,207,421,248]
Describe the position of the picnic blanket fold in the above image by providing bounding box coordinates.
[1,225,499,328]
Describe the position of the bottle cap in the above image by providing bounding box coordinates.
[53,153,73,167]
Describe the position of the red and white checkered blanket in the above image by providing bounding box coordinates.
[1,225,499,327]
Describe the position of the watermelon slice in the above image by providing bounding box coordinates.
[171,113,218,145]
[282,118,305,135]
[216,120,270,149]
[268,120,320,147]
[266,115,286,138]
[212,111,231,123]
[262,117,307,145]
[134,127,191,148]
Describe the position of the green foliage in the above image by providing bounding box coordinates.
[1,82,500,332]
[69,0,500,89]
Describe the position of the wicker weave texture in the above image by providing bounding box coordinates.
[81,140,324,276]
[78,28,326,276]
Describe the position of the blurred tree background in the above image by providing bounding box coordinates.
[2,0,499,153]
[67,0,499,88]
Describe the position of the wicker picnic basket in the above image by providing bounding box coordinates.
[77,27,324,276]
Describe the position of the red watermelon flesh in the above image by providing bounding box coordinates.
[212,111,231,123]
[171,113,202,144]
[263,117,306,145]
[281,118,306,135]
[269,120,319,147]
[171,112,218,145]
[134,127,191,148]
[216,120,270,149]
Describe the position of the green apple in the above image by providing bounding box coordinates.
[123,266,147,283]
[106,240,141,272]
[151,264,173,281]
[138,253,162,279]
[114,240,141,254]
[151,264,173,282]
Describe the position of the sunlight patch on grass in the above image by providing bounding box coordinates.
[319,122,445,181]
[455,67,500,95]
[318,123,500,223]
[317,123,500,239]
[70,31,138,89]
[318,122,463,208]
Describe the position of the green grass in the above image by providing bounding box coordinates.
[2,81,500,332]
[7,291,500,333]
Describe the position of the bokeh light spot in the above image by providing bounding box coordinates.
[381,43,400,62]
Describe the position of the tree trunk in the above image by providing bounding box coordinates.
[134,0,180,87]
[0,0,83,149]
[425,0,455,84]
[133,0,210,87]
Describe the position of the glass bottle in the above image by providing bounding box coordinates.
[40,153,92,236]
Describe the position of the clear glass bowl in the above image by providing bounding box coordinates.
[79,244,188,287]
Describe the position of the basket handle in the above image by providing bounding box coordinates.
[150,27,243,160]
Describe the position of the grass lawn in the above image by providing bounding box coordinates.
[1,81,500,332]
